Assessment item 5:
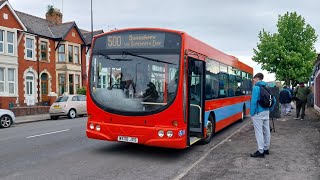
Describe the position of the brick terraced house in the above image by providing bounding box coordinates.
[0,0,89,109]
[0,0,26,109]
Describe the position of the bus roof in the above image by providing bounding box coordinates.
[93,27,253,74]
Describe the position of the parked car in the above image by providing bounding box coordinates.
[0,109,15,128]
[49,95,87,120]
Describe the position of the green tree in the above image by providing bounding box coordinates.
[77,87,86,95]
[253,12,317,86]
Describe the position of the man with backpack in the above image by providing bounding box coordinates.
[279,86,292,116]
[250,73,276,158]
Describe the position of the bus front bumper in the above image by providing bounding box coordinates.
[86,122,187,149]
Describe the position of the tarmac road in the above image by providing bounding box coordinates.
[0,115,250,180]
[1,108,319,180]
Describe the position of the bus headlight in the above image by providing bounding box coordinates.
[167,130,173,138]
[89,123,94,130]
[158,130,164,137]
[95,124,101,131]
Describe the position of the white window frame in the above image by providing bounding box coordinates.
[0,67,4,93]
[8,68,15,94]
[74,46,79,64]
[0,30,3,54]
[26,38,34,59]
[25,35,36,61]
[7,31,14,55]
[58,44,66,62]
[40,41,48,61]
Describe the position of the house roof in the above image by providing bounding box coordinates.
[0,1,27,31]
[0,1,5,6]
[16,11,54,37]
[15,10,86,44]
[50,21,75,39]
[80,30,104,45]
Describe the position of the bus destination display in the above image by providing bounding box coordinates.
[106,33,165,49]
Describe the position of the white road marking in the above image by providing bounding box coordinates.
[172,120,252,180]
[26,129,70,139]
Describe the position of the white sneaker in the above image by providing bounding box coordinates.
[301,118,304,121]
[294,117,299,120]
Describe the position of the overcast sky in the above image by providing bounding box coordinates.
[10,0,320,81]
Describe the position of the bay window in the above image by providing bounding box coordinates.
[0,30,3,53]
[58,45,65,62]
[7,32,14,55]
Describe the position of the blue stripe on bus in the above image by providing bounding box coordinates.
[204,101,251,126]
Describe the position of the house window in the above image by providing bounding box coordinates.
[58,44,65,62]
[0,30,3,53]
[75,74,80,92]
[40,41,48,61]
[74,46,79,64]
[58,74,66,95]
[68,45,73,63]
[69,74,74,94]
[26,38,34,59]
[8,68,15,94]
[7,31,14,55]
[0,68,4,92]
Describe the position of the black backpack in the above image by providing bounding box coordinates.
[257,84,274,108]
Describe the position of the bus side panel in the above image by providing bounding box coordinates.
[204,96,251,132]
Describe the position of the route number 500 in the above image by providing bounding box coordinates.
[107,36,121,47]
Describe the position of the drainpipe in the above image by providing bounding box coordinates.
[37,36,40,105]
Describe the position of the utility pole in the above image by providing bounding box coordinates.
[91,0,93,42]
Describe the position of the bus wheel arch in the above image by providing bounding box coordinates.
[202,112,216,144]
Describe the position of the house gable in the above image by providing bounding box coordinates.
[0,1,26,30]
[64,26,85,45]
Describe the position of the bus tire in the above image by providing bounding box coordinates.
[202,113,215,144]
[240,104,246,122]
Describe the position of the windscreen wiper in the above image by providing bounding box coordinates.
[122,51,176,65]
[95,51,132,61]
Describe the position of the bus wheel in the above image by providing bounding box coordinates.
[240,105,246,122]
[203,113,215,144]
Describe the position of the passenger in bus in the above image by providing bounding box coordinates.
[235,87,243,96]
[143,82,159,102]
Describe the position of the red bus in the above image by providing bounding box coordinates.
[86,28,253,149]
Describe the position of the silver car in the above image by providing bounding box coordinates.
[0,109,15,128]
[49,95,87,120]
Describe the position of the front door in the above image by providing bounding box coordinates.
[188,57,205,144]
[25,72,35,106]
[41,73,49,105]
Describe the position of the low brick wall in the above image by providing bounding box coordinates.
[11,106,50,116]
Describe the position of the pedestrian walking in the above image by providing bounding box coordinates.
[250,73,276,158]
[293,82,310,120]
[279,86,292,116]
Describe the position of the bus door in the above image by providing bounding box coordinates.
[188,57,205,146]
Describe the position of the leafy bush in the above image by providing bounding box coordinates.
[77,87,86,95]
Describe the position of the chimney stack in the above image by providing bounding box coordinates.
[46,7,62,25]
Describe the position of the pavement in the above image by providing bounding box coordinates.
[15,113,51,124]
[181,107,320,180]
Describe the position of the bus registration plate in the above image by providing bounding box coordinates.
[117,136,138,143]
